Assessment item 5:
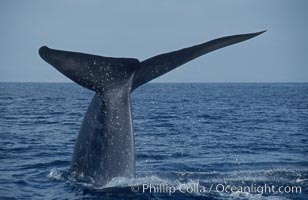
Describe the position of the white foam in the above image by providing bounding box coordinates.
[48,168,65,181]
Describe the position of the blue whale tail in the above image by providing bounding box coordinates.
[39,31,266,92]
[38,31,265,186]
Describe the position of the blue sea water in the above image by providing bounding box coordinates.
[0,82,307,200]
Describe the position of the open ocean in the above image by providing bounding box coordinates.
[0,82,307,200]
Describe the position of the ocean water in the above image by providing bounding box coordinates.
[0,82,307,200]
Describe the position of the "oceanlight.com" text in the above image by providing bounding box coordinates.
[130,183,302,195]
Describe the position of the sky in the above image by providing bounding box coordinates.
[0,0,307,83]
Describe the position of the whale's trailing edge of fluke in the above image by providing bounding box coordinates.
[38,31,265,186]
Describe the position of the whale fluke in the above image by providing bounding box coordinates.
[39,46,140,94]
[38,31,265,186]
[132,31,266,90]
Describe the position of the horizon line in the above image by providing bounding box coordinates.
[0,81,307,84]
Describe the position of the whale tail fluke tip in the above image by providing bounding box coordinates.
[258,30,267,34]
[253,30,267,37]
[38,46,49,60]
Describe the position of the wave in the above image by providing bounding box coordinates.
[47,168,308,200]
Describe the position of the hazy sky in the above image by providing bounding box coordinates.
[0,0,307,82]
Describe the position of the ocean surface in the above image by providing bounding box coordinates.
[0,82,307,200]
